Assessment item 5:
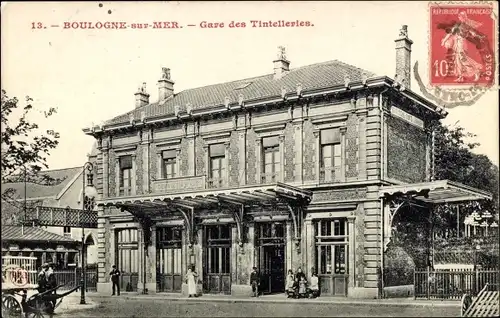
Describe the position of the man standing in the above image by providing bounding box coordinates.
[250,267,260,297]
[37,263,49,293]
[109,265,121,296]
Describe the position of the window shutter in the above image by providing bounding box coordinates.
[320,128,340,145]
[119,155,133,169]
[162,149,177,159]
[262,136,280,148]
[209,143,225,157]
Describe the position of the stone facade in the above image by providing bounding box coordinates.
[88,73,440,299]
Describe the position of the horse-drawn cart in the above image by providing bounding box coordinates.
[2,256,81,318]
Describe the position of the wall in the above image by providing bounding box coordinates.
[386,115,427,183]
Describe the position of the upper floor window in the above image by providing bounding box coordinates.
[208,143,226,188]
[262,136,280,183]
[161,150,177,179]
[119,155,133,196]
[63,226,71,237]
[320,128,342,183]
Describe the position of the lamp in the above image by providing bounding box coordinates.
[80,162,96,305]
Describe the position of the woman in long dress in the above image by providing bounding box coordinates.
[185,265,198,297]
[440,11,484,82]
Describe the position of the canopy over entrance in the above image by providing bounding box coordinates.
[379,180,492,204]
[99,182,312,248]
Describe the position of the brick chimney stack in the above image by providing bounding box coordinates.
[394,25,413,89]
[273,46,290,80]
[134,82,150,108]
[158,67,175,102]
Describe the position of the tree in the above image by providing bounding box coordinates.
[1,89,60,220]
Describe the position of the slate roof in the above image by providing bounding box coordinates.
[106,59,376,125]
[1,225,78,244]
[1,167,82,200]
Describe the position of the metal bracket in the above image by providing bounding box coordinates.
[286,203,302,252]
[177,207,195,248]
[231,204,245,247]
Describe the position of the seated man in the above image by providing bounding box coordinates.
[308,273,320,298]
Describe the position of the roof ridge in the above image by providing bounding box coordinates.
[105,58,377,125]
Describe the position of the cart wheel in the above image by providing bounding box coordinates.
[2,294,23,318]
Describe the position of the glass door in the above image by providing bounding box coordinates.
[156,227,182,293]
[203,224,231,294]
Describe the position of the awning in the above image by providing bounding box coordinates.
[379,180,492,204]
[99,182,312,248]
[99,182,312,210]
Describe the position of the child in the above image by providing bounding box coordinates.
[285,269,295,298]
[308,273,320,298]
[298,276,307,298]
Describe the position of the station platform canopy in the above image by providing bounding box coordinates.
[379,180,492,204]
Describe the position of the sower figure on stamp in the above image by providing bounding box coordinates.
[440,11,484,82]
[110,265,121,296]
[250,266,260,297]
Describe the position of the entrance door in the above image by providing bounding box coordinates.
[256,222,286,294]
[116,228,139,292]
[156,227,183,293]
[203,224,231,294]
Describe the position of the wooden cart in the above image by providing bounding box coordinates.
[2,256,81,318]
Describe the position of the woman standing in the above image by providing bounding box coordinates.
[185,265,198,297]
[285,269,295,298]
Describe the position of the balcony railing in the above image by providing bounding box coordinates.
[119,186,132,196]
[261,172,280,184]
[319,167,342,184]
[207,177,226,189]
[152,175,206,193]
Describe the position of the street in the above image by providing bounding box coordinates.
[57,296,460,317]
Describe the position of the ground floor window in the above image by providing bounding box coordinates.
[116,228,139,292]
[156,226,183,293]
[203,224,231,294]
[315,218,348,296]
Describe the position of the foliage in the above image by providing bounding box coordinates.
[389,121,499,269]
[383,245,415,286]
[1,89,60,222]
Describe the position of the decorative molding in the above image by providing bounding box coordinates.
[113,145,137,154]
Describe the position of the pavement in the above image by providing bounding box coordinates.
[114,292,461,307]
[55,292,461,317]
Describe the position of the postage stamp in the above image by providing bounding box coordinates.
[413,1,498,108]
[429,3,496,86]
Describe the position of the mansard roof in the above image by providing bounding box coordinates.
[105,59,376,126]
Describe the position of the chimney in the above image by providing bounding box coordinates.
[158,67,175,102]
[394,25,413,89]
[273,46,290,80]
[134,82,150,108]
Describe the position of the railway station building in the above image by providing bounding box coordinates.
[84,26,491,298]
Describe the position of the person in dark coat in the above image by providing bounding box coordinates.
[37,263,49,293]
[250,267,260,297]
[109,265,121,296]
[46,263,58,310]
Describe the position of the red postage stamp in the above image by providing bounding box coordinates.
[429,4,496,86]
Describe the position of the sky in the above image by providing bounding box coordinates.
[1,1,499,170]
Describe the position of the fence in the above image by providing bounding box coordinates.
[414,268,499,300]
[53,267,98,292]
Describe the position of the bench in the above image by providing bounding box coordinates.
[461,284,499,317]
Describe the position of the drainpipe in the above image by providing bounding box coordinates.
[379,197,385,298]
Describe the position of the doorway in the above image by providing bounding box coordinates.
[203,224,232,294]
[156,227,183,293]
[256,222,286,294]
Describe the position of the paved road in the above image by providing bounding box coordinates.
[58,297,460,317]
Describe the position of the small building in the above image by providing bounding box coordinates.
[1,225,80,270]
[1,166,98,265]
[83,26,491,298]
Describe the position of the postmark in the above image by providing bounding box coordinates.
[414,1,498,108]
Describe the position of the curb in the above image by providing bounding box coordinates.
[107,295,460,308]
